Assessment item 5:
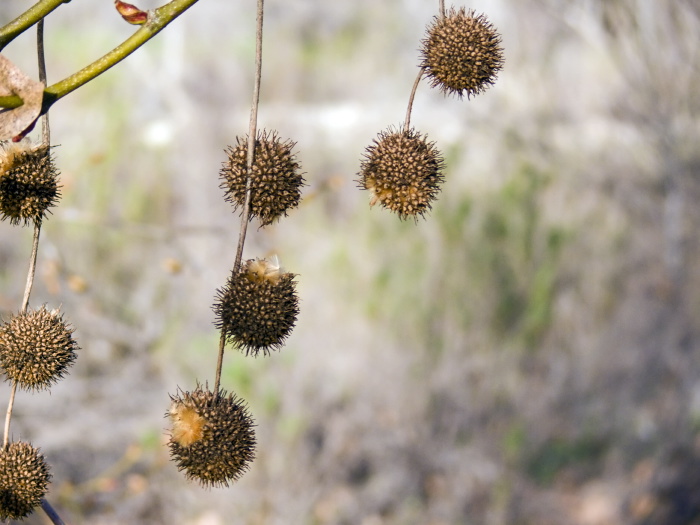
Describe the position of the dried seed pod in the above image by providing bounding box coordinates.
[214,258,299,356]
[0,306,78,391]
[358,127,445,220]
[167,386,256,487]
[0,441,51,521]
[220,130,305,226]
[0,141,60,225]
[420,8,504,98]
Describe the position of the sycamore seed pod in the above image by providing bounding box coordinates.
[214,258,299,356]
[0,306,78,391]
[420,8,504,98]
[358,127,445,220]
[0,141,60,226]
[167,386,256,488]
[0,441,51,521]
[220,130,305,226]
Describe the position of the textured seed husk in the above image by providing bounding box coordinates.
[220,130,305,226]
[0,441,51,521]
[358,127,445,220]
[0,306,78,391]
[167,386,256,488]
[214,263,299,356]
[0,143,60,226]
[420,8,504,98]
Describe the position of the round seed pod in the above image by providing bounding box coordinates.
[420,8,504,98]
[358,127,445,220]
[0,141,60,226]
[167,386,256,488]
[0,306,78,391]
[214,258,299,356]
[220,130,305,226]
[0,441,51,521]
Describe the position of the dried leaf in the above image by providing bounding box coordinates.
[0,55,44,142]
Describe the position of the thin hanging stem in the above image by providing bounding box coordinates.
[40,498,66,525]
[37,18,50,146]
[2,382,17,449]
[214,0,265,399]
[213,333,226,397]
[21,220,42,314]
[3,24,59,525]
[36,22,65,525]
[4,223,41,443]
[235,0,264,272]
[404,67,425,133]
[404,0,442,133]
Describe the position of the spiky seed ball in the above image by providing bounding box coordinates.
[420,8,504,98]
[0,306,78,391]
[358,127,445,220]
[0,441,51,521]
[214,258,299,356]
[220,130,305,226]
[0,141,60,226]
[167,386,256,487]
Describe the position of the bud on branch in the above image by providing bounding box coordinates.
[114,0,148,25]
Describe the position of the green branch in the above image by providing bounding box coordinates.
[0,0,70,51]
[0,95,23,109]
[46,0,201,105]
[1,0,202,113]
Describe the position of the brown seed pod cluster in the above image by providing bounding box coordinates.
[0,441,51,521]
[0,141,60,226]
[0,306,78,391]
[214,258,299,356]
[171,126,305,486]
[220,130,305,225]
[167,386,256,488]
[420,8,504,98]
[358,127,445,220]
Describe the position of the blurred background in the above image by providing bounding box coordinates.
[1,0,700,523]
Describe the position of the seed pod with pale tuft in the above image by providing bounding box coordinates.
[214,258,299,356]
[167,386,256,487]
[0,141,60,226]
[0,306,78,391]
[220,130,305,226]
[0,441,51,521]
[420,8,504,98]
[358,127,445,220]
